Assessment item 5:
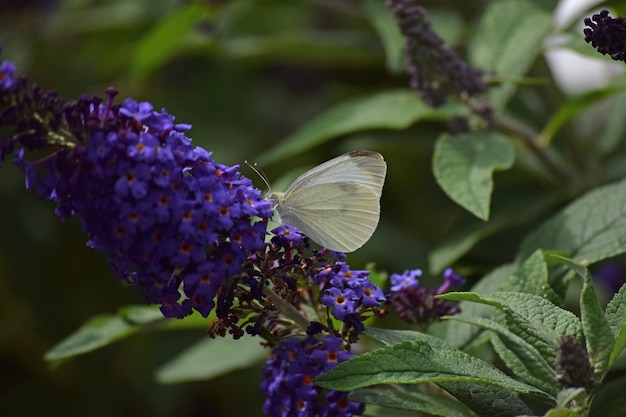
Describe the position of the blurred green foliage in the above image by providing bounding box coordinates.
[2,0,625,416]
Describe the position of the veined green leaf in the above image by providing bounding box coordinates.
[352,387,477,417]
[605,285,626,367]
[445,263,517,349]
[549,255,615,379]
[518,177,626,266]
[364,327,448,348]
[508,249,560,304]
[438,381,534,417]
[315,339,548,398]
[440,291,583,345]
[449,315,557,396]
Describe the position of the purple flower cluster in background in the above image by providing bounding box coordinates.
[593,260,626,295]
[1,59,273,319]
[584,10,626,63]
[386,0,487,106]
[262,335,364,417]
[389,268,465,326]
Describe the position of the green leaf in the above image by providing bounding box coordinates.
[438,381,534,417]
[449,315,557,395]
[315,339,547,398]
[155,335,268,384]
[428,10,464,47]
[222,31,380,64]
[45,314,139,362]
[589,376,626,417]
[544,407,584,417]
[429,193,558,274]
[555,387,587,408]
[118,304,211,330]
[541,388,588,417]
[44,305,209,363]
[538,80,626,148]
[258,90,461,164]
[550,255,615,379]
[433,132,515,220]
[580,273,616,378]
[351,387,477,417]
[441,291,580,371]
[508,249,560,304]
[610,348,626,371]
[132,4,212,81]
[117,304,168,325]
[596,92,626,156]
[47,0,159,34]
[518,177,626,265]
[444,263,516,349]
[440,291,583,345]
[605,284,626,366]
[469,0,553,110]
[490,333,556,396]
[363,0,404,73]
[364,327,449,349]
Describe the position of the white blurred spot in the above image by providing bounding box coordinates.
[545,0,624,95]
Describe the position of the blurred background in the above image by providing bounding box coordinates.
[0,0,622,416]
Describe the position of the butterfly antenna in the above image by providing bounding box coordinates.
[245,160,272,192]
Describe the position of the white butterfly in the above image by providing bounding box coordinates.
[267,150,386,252]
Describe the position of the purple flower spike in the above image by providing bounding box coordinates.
[317,262,386,331]
[389,268,464,326]
[0,63,274,318]
[386,0,487,106]
[584,10,626,62]
[261,336,364,417]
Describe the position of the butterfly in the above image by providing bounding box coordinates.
[267,150,386,252]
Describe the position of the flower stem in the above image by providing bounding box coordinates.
[264,285,311,331]
[492,115,574,182]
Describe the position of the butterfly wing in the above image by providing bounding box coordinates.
[275,150,387,252]
[277,182,381,252]
[283,150,386,199]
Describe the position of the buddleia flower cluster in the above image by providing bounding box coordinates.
[0,52,272,319]
[1,49,389,332]
[1,47,461,417]
[261,335,364,417]
[211,224,387,341]
[584,10,626,63]
[389,267,466,329]
[386,0,487,107]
